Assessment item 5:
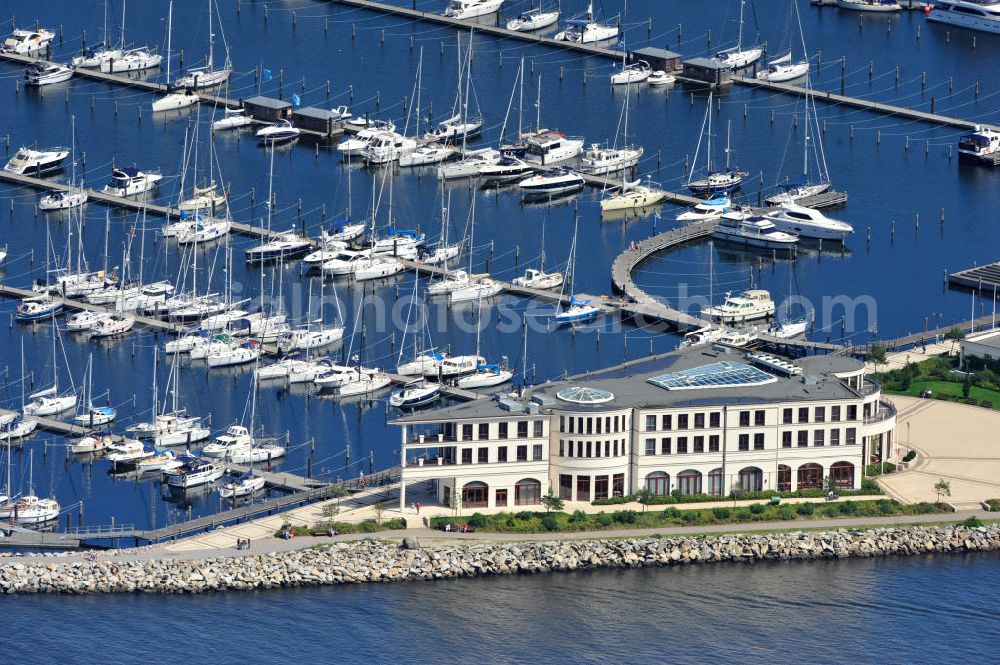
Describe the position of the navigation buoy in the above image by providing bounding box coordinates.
[923,5,931,15]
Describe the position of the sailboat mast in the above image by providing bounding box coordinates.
[725,120,732,170]
[415,46,423,137]
[207,0,214,71]
[119,0,126,50]
[737,0,745,52]
[517,56,524,139]
[165,1,172,83]
[535,74,542,132]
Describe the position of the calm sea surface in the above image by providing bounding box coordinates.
[0,0,998,654]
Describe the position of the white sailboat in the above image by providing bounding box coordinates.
[555,2,620,43]
[0,451,60,525]
[23,318,77,417]
[714,0,762,69]
[152,3,199,113]
[552,215,602,325]
[686,96,748,195]
[455,292,513,389]
[39,116,88,210]
[599,82,664,213]
[174,0,232,89]
[72,355,116,426]
[72,1,124,68]
[512,210,563,289]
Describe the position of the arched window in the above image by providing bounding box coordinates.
[830,461,855,489]
[514,478,542,506]
[677,469,702,496]
[645,471,670,496]
[777,465,792,492]
[738,467,763,493]
[462,481,489,508]
[797,463,823,489]
[707,468,724,496]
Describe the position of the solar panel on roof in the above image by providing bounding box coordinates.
[648,361,777,391]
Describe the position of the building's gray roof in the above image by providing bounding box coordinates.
[393,348,865,425]
[292,107,332,121]
[632,47,682,60]
[963,330,1000,352]
[683,57,729,70]
[244,95,292,109]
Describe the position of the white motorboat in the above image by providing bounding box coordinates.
[202,425,253,459]
[600,181,666,213]
[647,70,676,86]
[427,269,472,295]
[399,144,457,167]
[132,412,211,447]
[756,58,810,83]
[928,0,1000,34]
[581,144,643,175]
[256,356,311,381]
[313,363,380,388]
[227,440,286,465]
[90,313,136,338]
[717,328,758,347]
[336,372,393,398]
[678,325,727,349]
[164,456,225,488]
[373,229,425,255]
[702,289,776,323]
[321,250,372,276]
[519,168,585,197]
[389,380,442,408]
[4,147,69,176]
[302,244,349,266]
[102,167,162,197]
[678,196,731,222]
[16,296,64,321]
[507,8,560,31]
[837,0,901,11]
[763,204,853,241]
[555,4,620,43]
[456,364,513,389]
[958,125,1000,163]
[256,120,301,145]
[336,120,395,156]
[423,113,483,144]
[364,131,418,164]
[69,432,113,454]
[219,470,266,498]
[278,326,345,353]
[512,268,564,290]
[2,28,56,54]
[24,62,74,87]
[553,297,602,325]
[212,107,254,130]
[72,405,116,427]
[429,355,484,379]
[419,244,461,266]
[66,311,103,332]
[449,278,503,304]
[765,182,831,207]
[330,105,353,122]
[101,47,162,72]
[136,449,182,474]
[151,90,198,113]
[355,256,405,281]
[522,131,585,165]
[444,0,504,19]
[0,494,60,526]
[437,148,502,179]
[39,189,88,210]
[611,60,652,85]
[479,156,535,181]
[245,231,312,262]
[106,438,153,467]
[713,214,799,251]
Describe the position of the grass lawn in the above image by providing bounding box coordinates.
[883,379,1000,407]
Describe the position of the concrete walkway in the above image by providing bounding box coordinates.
[865,340,956,372]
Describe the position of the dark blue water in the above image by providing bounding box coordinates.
[2,552,999,663]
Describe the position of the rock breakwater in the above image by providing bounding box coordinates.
[2,524,998,594]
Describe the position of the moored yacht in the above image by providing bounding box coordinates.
[102,167,162,197]
[507,8,560,31]
[424,113,483,144]
[837,0,901,10]
[581,144,643,175]
[958,125,1000,163]
[163,455,225,488]
[522,131,585,165]
[39,189,88,210]
[763,204,853,241]
[101,46,162,72]
[443,0,505,19]
[2,28,56,54]
[713,214,799,251]
[364,131,418,164]
[212,107,254,130]
[702,289,775,323]
[256,120,300,145]
[390,380,442,409]
[449,278,503,304]
[519,168,586,197]
[479,156,535,181]
[201,425,253,459]
[928,0,1000,34]
[677,196,731,221]
[399,144,457,167]
[4,147,69,176]
[611,61,652,85]
[555,4,620,43]
[512,268,564,290]
[245,231,312,263]
[600,181,666,213]
[24,62,74,87]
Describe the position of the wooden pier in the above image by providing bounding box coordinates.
[0,283,182,333]
[0,406,91,438]
[949,262,1000,294]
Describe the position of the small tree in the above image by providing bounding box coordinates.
[729,480,744,507]
[963,373,972,399]
[933,478,951,504]
[869,343,887,373]
[945,327,966,355]
[540,488,564,513]
[449,486,460,518]
[824,475,838,497]
[635,486,653,512]
[372,499,385,526]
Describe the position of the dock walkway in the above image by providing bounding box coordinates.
[949,262,1000,294]
[0,283,182,332]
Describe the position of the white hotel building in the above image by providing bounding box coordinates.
[394,347,898,511]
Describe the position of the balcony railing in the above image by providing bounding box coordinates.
[859,378,881,397]
[865,399,897,424]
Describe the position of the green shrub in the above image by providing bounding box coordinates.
[778,506,796,521]
[963,516,984,528]
[682,511,699,523]
[612,510,638,524]
[986,499,1000,511]
[796,503,815,516]
[467,513,488,529]
[541,514,559,531]
[661,507,681,519]
[878,499,896,515]
[515,511,533,521]
[749,503,764,515]
[596,513,613,527]
[903,450,917,463]
[569,509,588,523]
[824,504,841,517]
[735,508,752,520]
[592,495,635,506]
[840,500,858,515]
[712,507,731,520]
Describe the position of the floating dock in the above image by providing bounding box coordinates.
[950,262,1000,293]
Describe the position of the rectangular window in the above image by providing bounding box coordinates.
[661,437,672,455]
[604,441,610,458]
[594,476,609,500]
[832,406,841,422]
[604,416,611,433]
[645,438,656,455]
[567,442,574,458]
[499,422,509,439]
[498,446,508,463]
[559,416,565,433]
[798,407,809,424]
[646,415,657,431]
[677,437,688,454]
[462,424,473,441]
[738,434,750,451]
[846,428,857,445]
[477,447,488,464]
[576,476,591,502]
[815,407,826,423]
[577,417,583,434]
[613,473,624,498]
[782,431,792,448]
[831,429,841,446]
[577,441,583,458]
[739,411,750,427]
[693,436,705,453]
[461,448,472,464]
[586,441,592,458]
[694,413,705,429]
[495,489,508,507]
[516,445,528,462]
[558,441,565,457]
[782,408,793,424]
[559,474,573,500]
[709,435,720,452]
[797,431,808,448]
[596,417,602,434]
[613,440,619,457]
[755,410,766,427]
[533,420,544,437]
[478,423,489,440]
[847,405,858,421]
[517,421,529,438]
[662,414,672,430]
[533,444,543,461]
[586,418,593,435]
[814,430,825,447]
[710,412,721,428]
[754,432,765,451]
[678,414,689,430]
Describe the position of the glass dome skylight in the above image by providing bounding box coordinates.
[556,386,615,405]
